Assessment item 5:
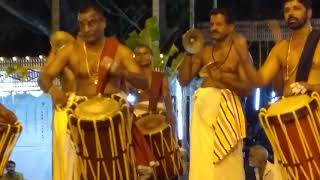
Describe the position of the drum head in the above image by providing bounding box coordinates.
[267,94,311,116]
[135,114,168,135]
[74,96,120,120]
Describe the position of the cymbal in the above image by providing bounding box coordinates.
[50,31,74,50]
[182,28,205,54]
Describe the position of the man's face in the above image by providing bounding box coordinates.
[78,10,106,43]
[210,14,233,41]
[6,163,15,175]
[249,149,263,168]
[284,0,310,30]
[134,47,152,67]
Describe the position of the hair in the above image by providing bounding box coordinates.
[7,160,15,166]
[250,145,268,160]
[79,2,105,17]
[283,0,312,9]
[134,44,153,55]
[210,8,234,24]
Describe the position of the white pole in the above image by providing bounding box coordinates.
[52,0,60,32]
[190,0,195,28]
[213,0,217,8]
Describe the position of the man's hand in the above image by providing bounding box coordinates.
[49,86,68,108]
[290,82,309,95]
[0,104,17,124]
[267,19,282,42]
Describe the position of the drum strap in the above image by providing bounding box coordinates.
[296,30,320,82]
[96,36,120,94]
[148,71,164,112]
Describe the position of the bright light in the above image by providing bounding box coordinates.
[175,78,183,140]
[28,91,44,97]
[39,55,43,59]
[269,91,278,104]
[126,93,137,105]
[160,54,164,58]
[132,54,135,58]
[161,60,164,64]
[255,88,260,111]
[0,57,4,61]
[0,91,10,97]
[25,56,30,60]
[12,57,17,61]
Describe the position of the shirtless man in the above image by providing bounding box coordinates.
[233,0,320,179]
[130,44,181,179]
[132,44,175,126]
[235,0,320,96]
[178,8,251,180]
[38,3,147,180]
[38,3,147,106]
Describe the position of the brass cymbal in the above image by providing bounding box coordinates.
[182,28,205,54]
[50,31,74,50]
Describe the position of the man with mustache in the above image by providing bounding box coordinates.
[178,8,252,180]
[233,0,320,178]
[39,4,148,106]
[38,3,148,180]
[234,0,320,96]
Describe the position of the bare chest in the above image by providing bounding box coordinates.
[69,48,101,78]
[202,46,238,73]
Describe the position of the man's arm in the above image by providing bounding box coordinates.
[232,33,282,87]
[162,76,176,130]
[116,44,149,90]
[38,45,71,106]
[177,52,202,86]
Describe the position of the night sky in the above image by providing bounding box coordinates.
[1,0,320,56]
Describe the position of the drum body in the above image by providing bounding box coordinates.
[259,92,320,180]
[0,122,23,176]
[135,112,183,180]
[67,95,135,180]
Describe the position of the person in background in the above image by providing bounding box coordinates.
[249,145,283,180]
[1,160,24,180]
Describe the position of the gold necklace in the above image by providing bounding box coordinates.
[83,42,103,84]
[285,37,292,81]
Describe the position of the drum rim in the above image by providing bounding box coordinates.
[262,98,318,124]
[135,112,169,135]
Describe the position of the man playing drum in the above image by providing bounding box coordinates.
[39,4,147,104]
[233,0,320,179]
[129,44,182,179]
[38,3,148,180]
[234,0,320,96]
[178,8,252,180]
[131,44,175,127]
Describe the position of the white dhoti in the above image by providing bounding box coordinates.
[189,88,246,180]
[53,108,79,180]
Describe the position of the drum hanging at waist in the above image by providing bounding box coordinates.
[259,92,320,180]
[135,112,183,180]
[0,121,23,176]
[67,94,135,180]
